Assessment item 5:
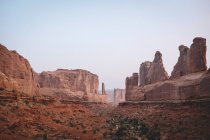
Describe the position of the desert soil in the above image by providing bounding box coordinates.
[0,89,210,140]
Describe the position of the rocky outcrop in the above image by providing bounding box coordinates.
[0,44,39,95]
[38,69,100,101]
[139,61,152,86]
[171,37,207,78]
[145,51,169,84]
[102,82,106,95]
[125,37,209,101]
[39,69,98,93]
[125,73,138,90]
[189,37,207,73]
[171,45,190,78]
[126,71,210,101]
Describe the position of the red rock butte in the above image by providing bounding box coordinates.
[0,44,106,102]
[125,37,210,101]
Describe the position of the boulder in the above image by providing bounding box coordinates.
[145,51,169,84]
[0,44,39,95]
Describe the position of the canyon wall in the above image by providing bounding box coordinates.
[0,44,103,102]
[171,37,207,79]
[0,44,39,96]
[125,37,209,101]
[38,69,102,101]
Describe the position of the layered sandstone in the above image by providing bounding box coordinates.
[38,69,101,101]
[127,70,210,101]
[145,51,169,84]
[189,37,207,73]
[139,61,152,86]
[125,37,209,101]
[125,73,138,90]
[0,44,39,95]
[171,45,190,78]
[171,37,207,78]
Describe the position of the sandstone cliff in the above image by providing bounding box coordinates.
[171,37,207,78]
[139,61,152,86]
[127,71,210,101]
[38,69,101,101]
[125,37,209,101]
[145,51,169,84]
[0,44,39,95]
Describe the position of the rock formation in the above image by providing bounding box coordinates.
[38,69,100,101]
[139,61,152,86]
[171,37,207,78]
[39,69,98,93]
[125,37,209,101]
[189,37,207,73]
[171,45,190,78]
[102,82,106,95]
[145,51,169,84]
[0,44,39,95]
[125,73,138,90]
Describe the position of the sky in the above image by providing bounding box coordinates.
[0,0,210,90]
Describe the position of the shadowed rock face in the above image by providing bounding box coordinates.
[38,69,99,94]
[171,37,207,79]
[189,37,207,73]
[171,45,190,78]
[125,73,138,90]
[145,51,169,84]
[0,44,39,95]
[139,61,152,86]
[102,82,106,95]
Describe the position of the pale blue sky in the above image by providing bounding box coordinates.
[0,0,210,89]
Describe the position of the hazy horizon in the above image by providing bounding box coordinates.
[1,0,210,89]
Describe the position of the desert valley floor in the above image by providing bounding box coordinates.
[0,89,210,140]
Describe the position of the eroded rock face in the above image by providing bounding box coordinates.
[0,44,39,95]
[102,82,106,95]
[171,45,190,78]
[139,61,152,86]
[125,73,138,90]
[145,51,169,84]
[189,37,207,73]
[171,37,207,79]
[39,69,98,94]
[114,88,125,104]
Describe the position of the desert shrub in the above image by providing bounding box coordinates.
[104,115,160,140]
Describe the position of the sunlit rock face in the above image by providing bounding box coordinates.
[38,69,103,101]
[39,69,98,94]
[0,44,39,95]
